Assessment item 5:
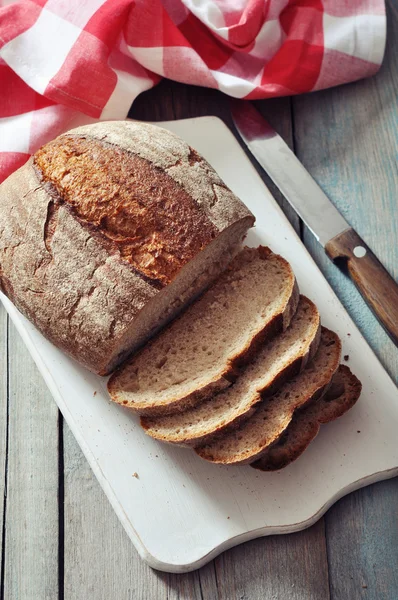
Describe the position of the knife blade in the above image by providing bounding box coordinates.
[231,99,398,346]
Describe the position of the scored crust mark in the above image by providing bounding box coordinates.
[43,201,60,255]
[34,135,218,287]
[188,148,203,166]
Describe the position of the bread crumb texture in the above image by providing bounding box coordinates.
[195,327,341,464]
[140,295,319,443]
[108,247,298,414]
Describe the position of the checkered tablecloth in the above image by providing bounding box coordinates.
[0,0,386,183]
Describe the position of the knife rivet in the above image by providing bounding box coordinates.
[353,246,367,258]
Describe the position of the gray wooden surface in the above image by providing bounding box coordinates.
[1,3,398,598]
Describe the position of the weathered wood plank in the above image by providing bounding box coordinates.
[129,78,177,122]
[2,322,59,600]
[326,479,398,600]
[0,304,8,591]
[63,423,206,600]
[292,0,398,385]
[214,520,330,600]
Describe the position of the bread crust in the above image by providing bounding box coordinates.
[0,122,253,374]
[195,328,341,464]
[34,134,220,286]
[251,365,362,471]
[69,121,252,233]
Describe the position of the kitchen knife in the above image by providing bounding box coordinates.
[231,100,398,346]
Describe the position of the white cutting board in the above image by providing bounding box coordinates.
[2,117,397,573]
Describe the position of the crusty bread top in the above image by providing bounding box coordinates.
[34,121,253,286]
[69,121,252,232]
[195,327,341,464]
[35,135,217,286]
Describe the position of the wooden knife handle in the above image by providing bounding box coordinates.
[325,228,398,346]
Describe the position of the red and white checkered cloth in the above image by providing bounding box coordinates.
[0,0,386,183]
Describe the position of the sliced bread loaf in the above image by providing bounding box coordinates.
[1,121,254,374]
[141,295,320,444]
[108,246,299,416]
[195,327,341,465]
[251,365,362,471]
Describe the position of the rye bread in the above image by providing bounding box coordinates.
[0,121,254,374]
[195,327,341,465]
[140,295,320,441]
[252,365,362,471]
[108,246,299,416]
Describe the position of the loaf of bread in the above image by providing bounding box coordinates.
[0,121,254,374]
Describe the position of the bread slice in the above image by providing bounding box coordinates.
[108,247,299,415]
[195,327,341,465]
[141,295,320,444]
[251,365,362,471]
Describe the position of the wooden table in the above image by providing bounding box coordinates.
[2,4,398,599]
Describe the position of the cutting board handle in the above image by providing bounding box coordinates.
[325,228,398,346]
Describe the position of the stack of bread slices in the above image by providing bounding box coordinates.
[108,246,361,471]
